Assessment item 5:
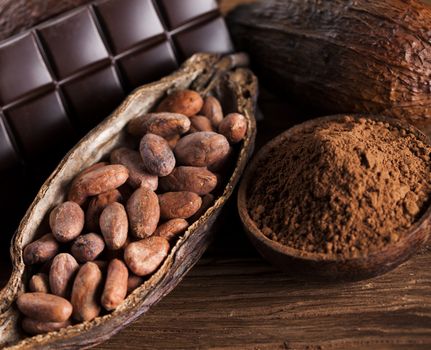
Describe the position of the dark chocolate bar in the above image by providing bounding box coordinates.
[0,0,233,253]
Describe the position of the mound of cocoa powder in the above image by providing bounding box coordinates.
[248,117,431,257]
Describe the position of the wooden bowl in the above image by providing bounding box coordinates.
[238,114,431,282]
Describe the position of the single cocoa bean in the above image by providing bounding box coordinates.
[174,132,230,167]
[189,194,215,223]
[159,166,217,195]
[127,187,160,239]
[127,275,144,294]
[49,253,79,298]
[71,233,105,263]
[218,113,247,144]
[158,192,202,220]
[139,133,176,176]
[16,293,72,322]
[86,189,123,232]
[200,96,223,127]
[189,115,215,133]
[22,318,71,335]
[154,219,189,241]
[69,162,109,196]
[71,262,103,322]
[142,113,191,138]
[49,201,84,242]
[68,164,129,205]
[100,202,128,250]
[101,259,128,311]
[156,90,203,117]
[23,234,60,265]
[29,273,50,293]
[110,148,158,190]
[124,237,170,276]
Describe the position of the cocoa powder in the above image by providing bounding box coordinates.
[248,117,431,257]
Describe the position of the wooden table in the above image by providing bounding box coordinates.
[2,1,431,349]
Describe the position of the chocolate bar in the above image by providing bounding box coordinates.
[0,0,233,252]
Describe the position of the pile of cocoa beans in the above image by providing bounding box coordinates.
[17,90,247,335]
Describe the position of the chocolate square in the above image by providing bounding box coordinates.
[118,41,178,88]
[0,33,53,105]
[96,0,165,54]
[38,8,110,78]
[159,0,218,29]
[5,91,75,158]
[62,66,125,130]
[173,17,233,59]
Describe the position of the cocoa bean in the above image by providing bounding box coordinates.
[49,253,79,298]
[127,187,160,239]
[218,113,247,144]
[29,273,50,293]
[22,318,71,335]
[200,96,223,127]
[189,115,215,133]
[127,275,144,294]
[68,165,129,205]
[16,293,72,322]
[124,237,170,276]
[101,259,128,311]
[71,262,103,322]
[139,133,176,177]
[174,132,230,167]
[158,192,202,220]
[142,113,191,138]
[159,166,217,195]
[100,202,128,250]
[156,90,203,117]
[86,189,123,232]
[71,233,105,263]
[154,219,189,241]
[49,201,84,242]
[23,234,60,265]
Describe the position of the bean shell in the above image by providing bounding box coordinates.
[71,233,105,263]
[49,253,79,298]
[49,201,84,242]
[200,96,223,127]
[23,234,60,265]
[124,237,170,276]
[174,132,230,167]
[158,192,202,220]
[16,293,72,322]
[68,165,129,205]
[156,90,203,117]
[101,259,128,311]
[139,133,176,177]
[110,147,158,190]
[159,166,217,195]
[100,202,128,250]
[71,262,103,322]
[127,187,160,239]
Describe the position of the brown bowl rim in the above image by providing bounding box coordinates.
[238,113,431,263]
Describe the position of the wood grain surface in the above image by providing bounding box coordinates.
[1,0,431,349]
